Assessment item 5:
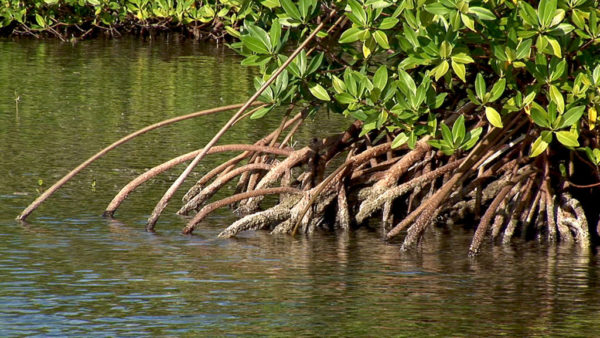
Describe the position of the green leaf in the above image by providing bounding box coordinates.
[531,106,550,128]
[515,39,532,59]
[269,19,281,47]
[379,17,399,30]
[332,75,346,94]
[425,3,451,16]
[537,0,557,28]
[452,115,466,144]
[451,61,466,82]
[309,82,330,101]
[391,132,409,148]
[280,0,301,20]
[530,131,552,157]
[397,70,417,95]
[546,36,561,57]
[461,13,475,31]
[555,130,579,147]
[485,106,503,128]
[475,73,486,101]
[469,6,496,20]
[347,0,367,26]
[489,78,506,102]
[373,30,390,49]
[306,52,323,75]
[439,41,453,58]
[549,85,564,114]
[339,27,363,43]
[451,53,474,64]
[550,59,566,82]
[240,36,270,54]
[433,60,449,81]
[441,123,453,143]
[250,105,274,119]
[373,66,388,91]
[558,105,585,129]
[335,93,357,104]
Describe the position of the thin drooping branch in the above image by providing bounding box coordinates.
[182,187,301,234]
[17,102,260,221]
[146,11,337,231]
[103,145,291,217]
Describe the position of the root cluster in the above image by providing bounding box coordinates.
[136,106,597,255]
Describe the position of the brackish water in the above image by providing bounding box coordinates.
[1,37,599,336]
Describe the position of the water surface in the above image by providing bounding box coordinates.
[1,37,599,336]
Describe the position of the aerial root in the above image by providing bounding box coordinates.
[356,158,463,223]
[103,144,292,217]
[558,193,590,248]
[182,187,300,234]
[236,147,313,215]
[218,201,297,238]
[177,163,272,216]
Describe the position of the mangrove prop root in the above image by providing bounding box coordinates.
[183,112,303,203]
[545,190,558,242]
[103,144,291,217]
[182,187,301,234]
[336,182,351,231]
[218,204,293,238]
[503,177,535,245]
[560,193,590,247]
[147,15,334,231]
[17,102,259,222]
[469,178,517,256]
[237,147,314,214]
[177,163,272,216]
[357,159,463,223]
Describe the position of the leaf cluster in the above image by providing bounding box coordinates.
[233,0,600,163]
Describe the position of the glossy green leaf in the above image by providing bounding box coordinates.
[373,30,389,49]
[451,60,466,82]
[485,106,503,128]
[339,27,363,43]
[475,73,486,101]
[379,17,399,29]
[557,105,585,129]
[489,78,506,102]
[240,35,270,54]
[452,115,466,144]
[391,132,409,148]
[530,131,552,157]
[433,60,449,81]
[373,66,388,90]
[309,82,330,101]
[469,6,496,20]
[549,85,564,114]
[280,0,301,20]
[555,130,579,147]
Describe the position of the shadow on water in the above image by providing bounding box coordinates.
[0,37,599,336]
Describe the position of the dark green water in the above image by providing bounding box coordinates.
[1,37,599,336]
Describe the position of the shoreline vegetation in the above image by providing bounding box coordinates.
[0,0,243,41]
[13,0,600,255]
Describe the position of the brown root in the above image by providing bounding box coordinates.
[103,144,291,218]
[178,163,272,216]
[182,187,301,234]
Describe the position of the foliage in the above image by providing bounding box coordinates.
[229,0,600,166]
[0,0,251,39]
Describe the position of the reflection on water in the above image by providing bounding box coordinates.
[0,38,599,336]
